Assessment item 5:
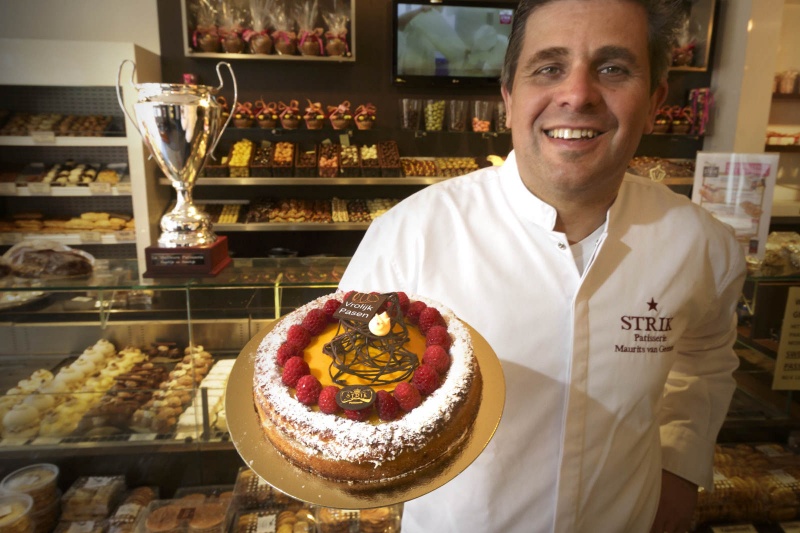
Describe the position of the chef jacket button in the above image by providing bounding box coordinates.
[557,242,566,250]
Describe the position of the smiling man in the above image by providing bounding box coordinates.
[340,1,746,532]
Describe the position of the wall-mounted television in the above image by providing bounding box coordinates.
[392,0,517,87]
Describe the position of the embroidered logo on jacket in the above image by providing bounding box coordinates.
[615,299,675,354]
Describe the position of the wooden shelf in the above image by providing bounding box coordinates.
[0,135,128,147]
[765,145,800,153]
[163,176,452,186]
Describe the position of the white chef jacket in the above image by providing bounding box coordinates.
[339,151,746,533]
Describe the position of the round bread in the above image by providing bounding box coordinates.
[253,292,482,483]
[189,502,226,532]
[145,505,181,533]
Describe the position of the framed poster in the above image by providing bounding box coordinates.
[691,152,779,259]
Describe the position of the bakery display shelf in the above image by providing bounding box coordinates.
[0,135,128,147]
[772,93,800,101]
[644,132,704,139]
[765,145,800,153]
[215,222,371,232]
[166,176,450,186]
[0,429,232,457]
[668,66,709,73]
[0,231,136,246]
[4,182,132,197]
[186,51,356,62]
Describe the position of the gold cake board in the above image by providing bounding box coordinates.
[226,319,505,509]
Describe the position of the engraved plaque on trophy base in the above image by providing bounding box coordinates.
[144,236,232,278]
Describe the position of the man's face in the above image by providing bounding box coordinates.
[502,0,667,204]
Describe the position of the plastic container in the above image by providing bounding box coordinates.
[471,100,492,132]
[1,463,59,512]
[30,490,60,533]
[61,475,126,521]
[423,99,446,131]
[447,100,468,132]
[399,98,421,131]
[0,493,34,533]
[134,497,232,533]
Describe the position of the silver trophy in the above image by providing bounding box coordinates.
[116,61,236,248]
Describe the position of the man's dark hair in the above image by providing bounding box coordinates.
[501,0,688,93]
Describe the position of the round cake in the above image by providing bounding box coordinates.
[253,291,482,483]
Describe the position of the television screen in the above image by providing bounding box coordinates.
[393,1,516,86]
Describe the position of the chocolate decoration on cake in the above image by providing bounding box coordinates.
[335,385,376,411]
[324,293,419,386]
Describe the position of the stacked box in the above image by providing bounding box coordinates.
[378,140,402,177]
[318,143,340,178]
[294,144,318,178]
[339,144,361,177]
[250,145,273,177]
[360,144,380,177]
[271,142,295,177]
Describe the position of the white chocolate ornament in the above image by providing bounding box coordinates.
[368,312,392,336]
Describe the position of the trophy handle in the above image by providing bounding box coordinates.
[116,60,145,141]
[210,61,237,157]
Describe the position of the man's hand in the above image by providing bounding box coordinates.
[649,469,698,533]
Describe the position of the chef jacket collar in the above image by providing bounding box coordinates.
[499,150,560,231]
[500,151,627,238]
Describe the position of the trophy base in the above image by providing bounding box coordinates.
[144,236,232,278]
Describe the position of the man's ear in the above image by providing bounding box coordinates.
[501,84,512,130]
[644,79,668,134]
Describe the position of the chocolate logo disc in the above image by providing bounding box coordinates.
[335,385,376,411]
[333,292,388,324]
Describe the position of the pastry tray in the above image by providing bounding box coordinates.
[226,319,504,509]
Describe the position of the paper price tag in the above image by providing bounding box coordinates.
[1,233,22,245]
[79,231,102,244]
[88,182,112,195]
[116,182,132,194]
[0,183,17,195]
[128,433,157,442]
[30,131,56,143]
[711,525,758,533]
[66,520,96,533]
[256,514,277,533]
[115,230,136,243]
[238,258,253,268]
[339,133,350,147]
[781,521,800,532]
[83,477,108,489]
[32,437,62,445]
[27,182,51,195]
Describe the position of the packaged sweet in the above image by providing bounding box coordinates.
[271,0,298,55]
[322,8,350,57]
[3,240,94,279]
[295,0,323,56]
[244,0,274,54]
[218,0,247,53]
[61,475,126,521]
[191,0,221,52]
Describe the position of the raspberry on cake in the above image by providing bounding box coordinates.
[253,291,482,483]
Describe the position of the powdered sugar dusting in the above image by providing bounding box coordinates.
[253,292,476,465]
